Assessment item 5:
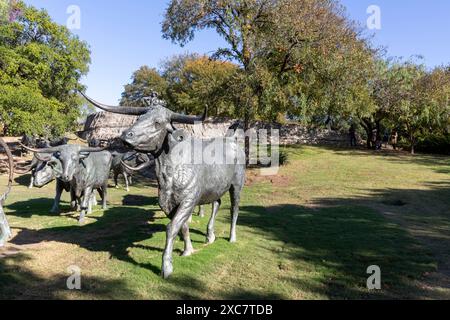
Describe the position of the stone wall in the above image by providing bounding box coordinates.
[179,120,350,146]
[82,112,350,146]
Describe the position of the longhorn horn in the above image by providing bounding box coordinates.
[78,91,150,116]
[19,143,61,154]
[170,106,208,124]
[14,163,34,174]
[34,153,53,162]
[121,158,154,172]
[78,146,108,153]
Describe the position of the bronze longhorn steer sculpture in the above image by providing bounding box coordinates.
[0,138,14,247]
[21,138,73,189]
[80,91,246,279]
[19,144,99,214]
[111,151,152,191]
[20,144,111,223]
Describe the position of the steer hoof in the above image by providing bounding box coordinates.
[206,234,216,244]
[78,214,86,225]
[182,248,194,257]
[162,264,173,279]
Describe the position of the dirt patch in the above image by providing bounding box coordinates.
[0,245,22,258]
[245,170,293,187]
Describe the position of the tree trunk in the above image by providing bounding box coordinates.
[360,119,373,149]
[244,105,250,166]
[375,120,382,142]
[410,134,415,155]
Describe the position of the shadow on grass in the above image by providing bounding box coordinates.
[238,180,450,299]
[6,198,63,218]
[10,203,166,276]
[160,275,285,300]
[239,203,435,299]
[0,253,135,299]
[4,157,450,299]
[122,194,158,206]
[14,174,32,187]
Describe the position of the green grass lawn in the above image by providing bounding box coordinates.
[1,145,450,299]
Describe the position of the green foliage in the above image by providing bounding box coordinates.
[384,61,450,154]
[415,133,450,155]
[0,84,67,136]
[162,0,376,128]
[164,54,238,116]
[0,0,9,22]
[120,66,167,107]
[278,149,289,166]
[122,54,239,117]
[0,1,90,136]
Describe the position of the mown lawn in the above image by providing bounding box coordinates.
[1,145,450,299]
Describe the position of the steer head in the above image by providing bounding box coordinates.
[34,160,59,187]
[20,144,105,182]
[79,91,207,153]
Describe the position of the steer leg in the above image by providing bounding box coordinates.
[180,222,194,257]
[123,171,130,192]
[70,188,78,211]
[114,172,119,189]
[78,187,92,224]
[229,185,241,243]
[91,192,98,206]
[96,184,108,210]
[162,200,195,279]
[102,184,108,209]
[87,191,93,215]
[28,173,34,189]
[198,205,205,218]
[206,199,221,244]
[50,180,64,213]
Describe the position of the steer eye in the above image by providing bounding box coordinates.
[154,122,161,129]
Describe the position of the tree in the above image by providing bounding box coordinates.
[0,1,90,136]
[163,54,238,116]
[391,63,450,154]
[120,66,168,107]
[160,52,202,113]
[162,0,279,128]
[162,0,373,127]
[122,54,238,117]
[357,60,402,149]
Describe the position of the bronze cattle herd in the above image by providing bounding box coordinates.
[0,92,246,279]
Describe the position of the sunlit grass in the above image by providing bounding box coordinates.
[1,146,449,299]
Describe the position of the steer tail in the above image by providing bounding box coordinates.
[0,137,14,203]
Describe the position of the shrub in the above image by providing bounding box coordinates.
[415,134,450,155]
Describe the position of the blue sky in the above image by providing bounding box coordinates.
[24,0,450,105]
